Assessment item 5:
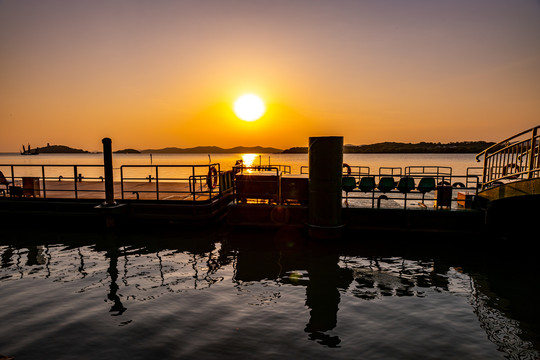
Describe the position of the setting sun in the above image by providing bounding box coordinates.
[233,94,266,122]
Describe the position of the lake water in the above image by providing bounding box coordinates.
[1,153,539,359]
[1,225,539,359]
[0,152,481,181]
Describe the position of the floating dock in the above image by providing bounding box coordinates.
[1,127,539,236]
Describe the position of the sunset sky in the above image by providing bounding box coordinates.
[1,0,539,152]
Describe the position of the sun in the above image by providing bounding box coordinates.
[234,94,265,122]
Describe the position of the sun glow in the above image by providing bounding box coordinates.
[241,153,258,168]
[234,94,266,121]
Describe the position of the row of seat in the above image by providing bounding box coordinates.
[342,176,437,194]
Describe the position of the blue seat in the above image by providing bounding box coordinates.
[377,177,395,193]
[342,176,356,192]
[397,176,415,193]
[417,177,436,204]
[358,177,376,192]
[417,177,436,194]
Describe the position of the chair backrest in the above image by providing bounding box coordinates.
[0,171,10,185]
[342,176,356,192]
[377,176,396,193]
[417,177,436,194]
[358,176,376,192]
[397,176,416,193]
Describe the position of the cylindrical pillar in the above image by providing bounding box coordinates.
[308,136,344,238]
[102,137,115,206]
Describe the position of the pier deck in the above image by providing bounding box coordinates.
[5,180,217,201]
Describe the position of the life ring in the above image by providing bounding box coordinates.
[452,182,465,188]
[206,166,218,189]
[343,163,352,175]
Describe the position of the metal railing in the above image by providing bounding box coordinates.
[237,164,291,174]
[342,173,480,210]
[475,125,540,190]
[1,163,227,202]
[119,164,222,201]
[0,164,105,199]
[300,165,370,177]
[233,166,282,204]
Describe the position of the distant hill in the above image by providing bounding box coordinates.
[114,148,141,154]
[141,146,283,154]
[34,144,89,154]
[282,141,495,154]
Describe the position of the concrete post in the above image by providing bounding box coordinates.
[102,138,115,206]
[308,136,344,238]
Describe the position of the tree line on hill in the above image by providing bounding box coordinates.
[24,141,496,154]
[281,141,496,154]
[33,144,89,153]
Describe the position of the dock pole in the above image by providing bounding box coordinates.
[308,136,344,239]
[102,137,115,206]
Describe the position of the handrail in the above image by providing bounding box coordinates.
[475,125,539,161]
[119,164,222,201]
[343,173,480,209]
[0,164,105,199]
[300,165,370,176]
[475,125,540,190]
[0,163,224,201]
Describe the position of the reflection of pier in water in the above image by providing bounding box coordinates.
[0,230,538,357]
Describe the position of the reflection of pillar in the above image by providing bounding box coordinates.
[304,242,350,347]
[106,247,126,315]
[25,246,46,266]
[1,246,14,268]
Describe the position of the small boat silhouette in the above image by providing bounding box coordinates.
[20,144,39,155]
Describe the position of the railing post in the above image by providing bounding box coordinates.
[102,137,115,205]
[482,151,489,190]
[41,165,46,198]
[120,166,124,200]
[155,166,159,200]
[528,127,538,179]
[73,165,78,199]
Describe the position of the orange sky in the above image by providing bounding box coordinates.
[1,0,539,152]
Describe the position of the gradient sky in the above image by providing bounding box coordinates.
[1,0,539,152]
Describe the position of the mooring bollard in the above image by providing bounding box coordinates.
[308,136,344,239]
[102,137,115,206]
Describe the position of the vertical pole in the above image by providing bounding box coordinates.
[528,127,537,179]
[102,137,115,205]
[73,165,78,199]
[120,167,124,200]
[308,136,344,239]
[41,165,47,198]
[482,152,488,190]
[155,166,159,200]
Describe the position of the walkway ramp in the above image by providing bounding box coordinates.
[476,125,540,201]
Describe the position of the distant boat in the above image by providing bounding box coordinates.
[20,144,39,155]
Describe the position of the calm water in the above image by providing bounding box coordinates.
[2,153,538,359]
[0,225,539,359]
[0,152,481,186]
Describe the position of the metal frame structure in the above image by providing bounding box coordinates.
[0,164,105,199]
[475,125,540,190]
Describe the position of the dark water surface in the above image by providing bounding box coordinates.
[1,224,538,359]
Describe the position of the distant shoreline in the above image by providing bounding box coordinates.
[6,141,495,154]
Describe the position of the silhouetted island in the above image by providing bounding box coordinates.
[282,141,495,154]
[114,149,141,154]
[34,144,89,154]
